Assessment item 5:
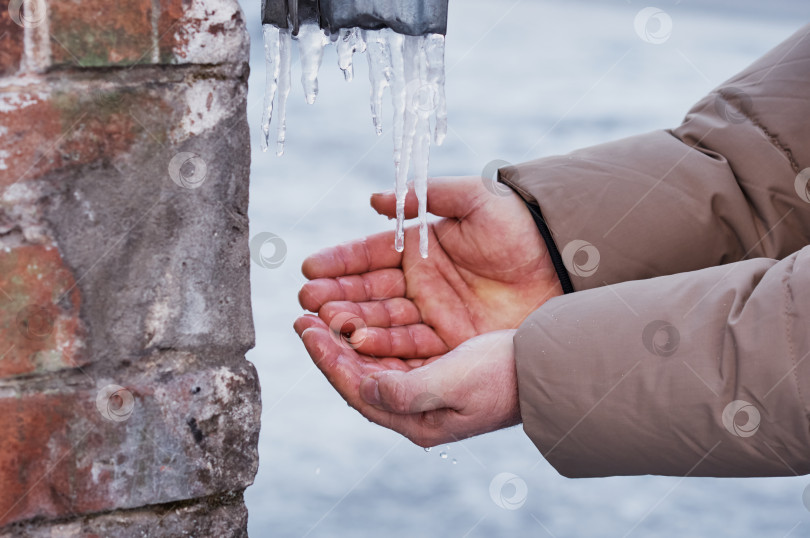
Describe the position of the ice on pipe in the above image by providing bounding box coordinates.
[261,25,447,258]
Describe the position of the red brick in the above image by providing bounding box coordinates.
[0,87,172,186]
[0,2,24,75]
[48,0,154,67]
[0,244,84,378]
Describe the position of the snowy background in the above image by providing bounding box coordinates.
[239,1,810,536]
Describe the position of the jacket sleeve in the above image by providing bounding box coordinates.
[503,24,810,477]
[499,24,810,293]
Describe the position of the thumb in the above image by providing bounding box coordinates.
[360,369,450,415]
[370,176,490,220]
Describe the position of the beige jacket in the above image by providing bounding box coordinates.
[500,24,810,477]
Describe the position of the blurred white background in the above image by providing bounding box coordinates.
[239,1,810,536]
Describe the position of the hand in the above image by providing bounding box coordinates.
[298,176,562,360]
[294,313,520,447]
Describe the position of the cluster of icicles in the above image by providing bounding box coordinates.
[262,24,447,258]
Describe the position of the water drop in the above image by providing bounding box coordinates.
[452,458,457,464]
[440,451,447,459]
[424,447,431,452]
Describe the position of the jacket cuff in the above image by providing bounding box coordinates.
[522,200,574,294]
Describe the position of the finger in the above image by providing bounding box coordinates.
[298,269,406,312]
[370,177,491,220]
[302,231,403,280]
[359,362,456,415]
[293,314,322,337]
[319,298,421,329]
[353,325,449,359]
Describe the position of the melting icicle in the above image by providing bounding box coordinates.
[425,34,447,146]
[259,25,449,258]
[337,28,366,82]
[261,25,281,152]
[364,29,393,136]
[297,24,329,105]
[275,28,292,156]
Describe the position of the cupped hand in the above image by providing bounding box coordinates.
[298,176,561,360]
[294,314,520,447]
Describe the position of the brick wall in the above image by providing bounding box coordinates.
[0,0,259,535]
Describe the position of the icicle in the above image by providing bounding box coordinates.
[297,24,328,105]
[337,28,366,82]
[364,29,393,136]
[409,37,433,258]
[276,28,292,156]
[261,24,281,153]
[425,34,447,146]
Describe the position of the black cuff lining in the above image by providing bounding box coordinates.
[524,202,575,294]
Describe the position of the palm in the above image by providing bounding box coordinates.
[299,177,562,359]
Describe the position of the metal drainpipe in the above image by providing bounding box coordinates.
[261,0,449,36]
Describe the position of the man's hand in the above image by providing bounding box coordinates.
[295,313,520,447]
[298,176,562,360]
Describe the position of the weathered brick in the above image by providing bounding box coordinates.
[0,83,171,186]
[48,0,155,67]
[158,0,249,65]
[0,354,260,527]
[0,491,249,537]
[0,1,24,75]
[0,244,84,378]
